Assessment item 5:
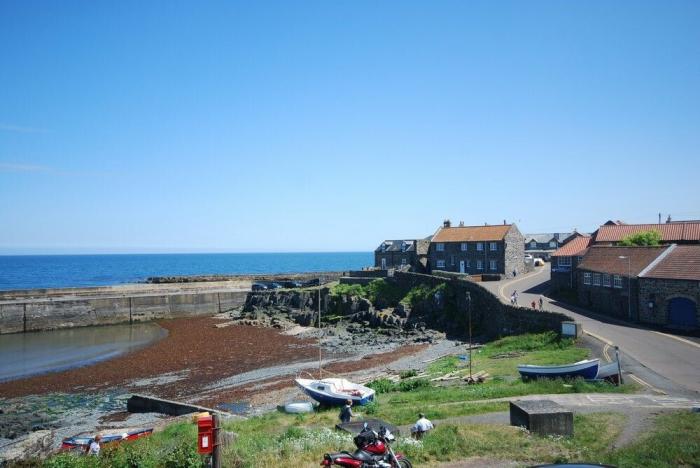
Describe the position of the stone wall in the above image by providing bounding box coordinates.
[504,225,526,278]
[0,290,248,334]
[392,271,571,339]
[339,277,378,286]
[347,270,389,278]
[638,278,700,326]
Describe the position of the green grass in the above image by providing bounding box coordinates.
[36,332,642,468]
[397,412,625,466]
[604,411,700,467]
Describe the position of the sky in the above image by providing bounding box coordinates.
[1,1,699,254]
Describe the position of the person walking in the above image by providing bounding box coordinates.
[512,290,518,305]
[86,434,101,456]
[539,295,544,310]
[339,399,353,424]
[411,413,434,439]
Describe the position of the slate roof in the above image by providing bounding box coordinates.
[375,240,416,253]
[432,225,512,243]
[551,235,592,257]
[577,245,670,276]
[639,245,700,281]
[525,233,574,244]
[595,223,700,243]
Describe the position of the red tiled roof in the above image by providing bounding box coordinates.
[595,223,700,243]
[432,225,512,243]
[551,235,592,257]
[640,245,700,281]
[577,245,669,276]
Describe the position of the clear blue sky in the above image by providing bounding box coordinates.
[1,1,699,254]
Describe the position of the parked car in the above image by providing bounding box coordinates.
[267,282,283,289]
[252,282,269,291]
[534,258,545,267]
[281,280,303,288]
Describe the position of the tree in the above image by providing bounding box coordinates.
[619,229,662,246]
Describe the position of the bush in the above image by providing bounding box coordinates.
[399,369,418,379]
[364,279,405,306]
[330,283,367,298]
[366,378,396,394]
[398,378,430,392]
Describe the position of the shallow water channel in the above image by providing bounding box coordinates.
[0,322,167,382]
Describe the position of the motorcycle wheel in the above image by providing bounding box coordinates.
[397,459,413,468]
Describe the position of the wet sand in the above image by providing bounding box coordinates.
[0,317,319,399]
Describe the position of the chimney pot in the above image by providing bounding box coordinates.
[443,219,451,228]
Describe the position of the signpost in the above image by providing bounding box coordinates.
[466,291,472,380]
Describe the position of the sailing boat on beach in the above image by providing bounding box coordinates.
[294,281,375,406]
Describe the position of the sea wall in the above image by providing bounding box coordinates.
[0,290,248,334]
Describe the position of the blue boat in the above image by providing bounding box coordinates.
[518,359,600,380]
[295,378,375,406]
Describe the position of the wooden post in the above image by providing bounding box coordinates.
[212,413,221,468]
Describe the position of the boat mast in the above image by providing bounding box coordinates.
[318,277,322,379]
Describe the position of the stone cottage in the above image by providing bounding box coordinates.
[427,220,525,278]
[374,238,430,271]
[576,245,669,321]
[550,235,592,292]
[638,244,700,330]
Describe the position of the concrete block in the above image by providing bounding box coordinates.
[509,400,573,436]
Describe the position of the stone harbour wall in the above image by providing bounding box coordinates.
[0,290,248,334]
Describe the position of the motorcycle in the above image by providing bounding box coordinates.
[321,423,413,468]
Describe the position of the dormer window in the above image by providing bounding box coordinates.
[530,241,537,249]
[549,241,557,248]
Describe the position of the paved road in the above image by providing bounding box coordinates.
[481,265,700,397]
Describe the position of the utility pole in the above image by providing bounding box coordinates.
[212,413,221,468]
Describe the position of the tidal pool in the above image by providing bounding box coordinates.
[0,322,167,382]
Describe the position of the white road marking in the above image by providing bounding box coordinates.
[497,267,548,302]
[584,331,614,347]
[651,331,700,350]
[603,344,611,362]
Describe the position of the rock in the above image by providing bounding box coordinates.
[0,430,53,463]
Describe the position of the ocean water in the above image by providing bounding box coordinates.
[0,252,372,291]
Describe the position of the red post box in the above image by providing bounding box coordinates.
[197,415,214,454]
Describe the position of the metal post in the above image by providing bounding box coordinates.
[466,291,472,380]
[212,413,221,468]
[614,346,624,385]
[318,279,322,379]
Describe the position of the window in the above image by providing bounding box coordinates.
[490,242,497,251]
[603,274,611,287]
[593,273,601,286]
[549,241,557,248]
[436,259,445,268]
[577,256,583,263]
[401,258,407,266]
[476,260,483,270]
[460,243,468,251]
[477,243,484,251]
[466,260,470,268]
[558,256,572,267]
[583,272,592,285]
[436,243,445,252]
[489,260,497,270]
[530,241,537,249]
[613,275,623,288]
[450,255,455,266]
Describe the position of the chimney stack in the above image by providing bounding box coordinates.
[666,215,672,224]
[459,221,464,227]
[443,219,451,228]
[503,219,506,225]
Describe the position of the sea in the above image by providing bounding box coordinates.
[0,252,373,291]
